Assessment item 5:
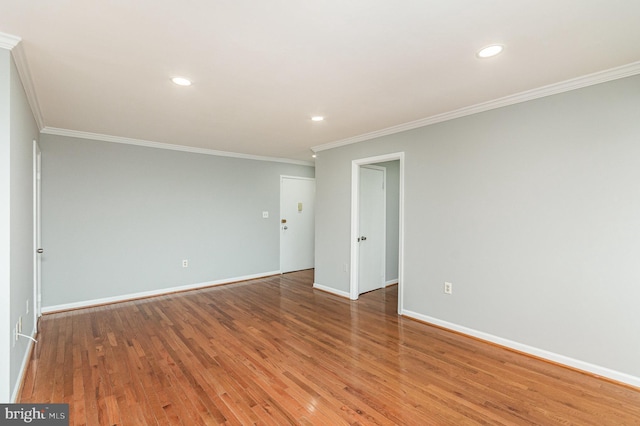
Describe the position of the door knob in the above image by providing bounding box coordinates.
[360,236,367,241]
[37,248,44,254]
[283,226,288,230]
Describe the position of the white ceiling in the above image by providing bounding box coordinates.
[1,1,640,162]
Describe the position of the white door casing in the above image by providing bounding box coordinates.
[350,152,405,314]
[280,176,315,273]
[358,166,386,294]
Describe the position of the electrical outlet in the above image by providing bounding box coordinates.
[444,282,453,294]
[262,211,269,218]
[182,259,189,268]
[343,263,348,272]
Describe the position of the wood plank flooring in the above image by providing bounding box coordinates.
[19,270,640,425]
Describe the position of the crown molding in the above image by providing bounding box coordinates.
[1,32,45,130]
[0,32,21,49]
[41,127,315,166]
[11,42,45,130]
[312,60,640,153]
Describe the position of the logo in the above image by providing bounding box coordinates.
[0,404,68,425]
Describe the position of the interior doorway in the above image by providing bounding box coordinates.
[350,152,404,314]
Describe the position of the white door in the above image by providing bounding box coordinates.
[358,166,385,294]
[280,176,315,273]
[33,140,42,330]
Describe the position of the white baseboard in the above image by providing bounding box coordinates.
[401,309,640,389]
[11,328,36,402]
[41,270,280,313]
[313,282,351,298]
[385,279,398,287]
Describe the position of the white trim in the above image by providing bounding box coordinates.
[11,329,36,403]
[1,32,45,130]
[385,279,398,287]
[41,270,280,313]
[41,127,315,166]
[402,309,640,389]
[11,42,45,130]
[313,283,351,298]
[312,60,640,153]
[0,32,21,49]
[279,175,316,181]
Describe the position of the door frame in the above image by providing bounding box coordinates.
[33,140,42,331]
[279,175,316,273]
[350,152,405,314]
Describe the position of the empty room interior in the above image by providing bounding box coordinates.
[2,1,640,424]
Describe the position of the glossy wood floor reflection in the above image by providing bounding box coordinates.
[20,270,640,425]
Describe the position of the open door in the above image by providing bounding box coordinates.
[358,166,386,294]
[33,140,42,331]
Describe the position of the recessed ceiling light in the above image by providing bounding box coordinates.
[171,76,192,86]
[312,154,317,158]
[311,116,324,122]
[477,44,504,59]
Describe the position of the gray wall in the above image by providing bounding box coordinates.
[0,47,11,404]
[315,74,640,380]
[0,48,39,402]
[40,134,314,307]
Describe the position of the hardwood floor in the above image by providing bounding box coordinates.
[20,270,640,425]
